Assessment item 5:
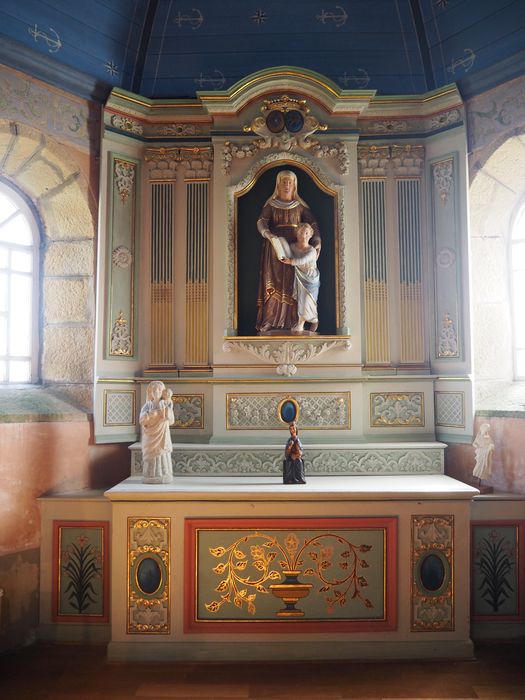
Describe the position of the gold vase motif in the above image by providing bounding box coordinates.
[268,570,313,617]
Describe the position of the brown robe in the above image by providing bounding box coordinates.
[256,200,320,332]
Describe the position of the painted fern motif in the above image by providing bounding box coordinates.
[475,532,515,613]
[62,536,102,614]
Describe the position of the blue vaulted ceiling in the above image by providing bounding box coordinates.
[0,0,524,101]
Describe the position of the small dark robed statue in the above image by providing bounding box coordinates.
[283,421,306,484]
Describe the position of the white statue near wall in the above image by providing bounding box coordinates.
[139,381,174,484]
[472,422,494,482]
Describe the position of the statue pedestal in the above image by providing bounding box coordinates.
[129,440,447,478]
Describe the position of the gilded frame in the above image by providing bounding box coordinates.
[52,520,110,623]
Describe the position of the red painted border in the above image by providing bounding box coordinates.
[471,520,525,622]
[184,517,397,634]
[52,520,110,624]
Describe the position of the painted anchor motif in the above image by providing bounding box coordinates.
[174,8,204,30]
[316,5,348,27]
[339,69,370,88]
[447,48,475,75]
[28,24,62,53]
[195,70,226,90]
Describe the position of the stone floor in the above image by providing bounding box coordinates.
[1,641,524,699]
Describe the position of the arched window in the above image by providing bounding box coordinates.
[511,203,525,380]
[0,182,39,383]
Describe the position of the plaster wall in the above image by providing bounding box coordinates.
[0,417,129,652]
[445,415,525,495]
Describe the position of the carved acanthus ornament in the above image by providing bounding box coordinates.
[153,123,202,137]
[432,158,454,205]
[114,158,136,204]
[430,108,461,130]
[370,392,424,427]
[222,338,352,376]
[131,445,444,476]
[438,311,459,358]
[110,114,143,135]
[145,146,213,180]
[222,140,349,175]
[110,311,132,356]
[245,95,327,150]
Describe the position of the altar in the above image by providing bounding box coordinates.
[77,64,479,660]
[104,474,477,661]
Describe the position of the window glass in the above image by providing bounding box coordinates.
[512,204,525,379]
[0,185,38,383]
[0,193,17,224]
[0,213,32,246]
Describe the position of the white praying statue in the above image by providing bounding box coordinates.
[472,423,494,482]
[139,380,174,484]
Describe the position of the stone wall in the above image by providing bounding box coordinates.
[0,65,108,652]
[0,64,100,410]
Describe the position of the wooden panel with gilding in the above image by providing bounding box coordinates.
[52,521,109,623]
[370,392,424,427]
[411,515,454,632]
[184,517,397,633]
[227,392,350,430]
[128,517,170,635]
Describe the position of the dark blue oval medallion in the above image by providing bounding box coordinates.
[419,553,446,592]
[280,399,298,423]
[137,557,162,595]
[285,110,305,133]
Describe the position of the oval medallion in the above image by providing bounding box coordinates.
[284,110,304,133]
[419,553,446,592]
[278,398,299,424]
[266,110,285,133]
[137,557,162,595]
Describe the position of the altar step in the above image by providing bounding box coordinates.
[129,441,445,476]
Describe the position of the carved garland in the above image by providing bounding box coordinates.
[223,339,352,376]
[222,140,349,175]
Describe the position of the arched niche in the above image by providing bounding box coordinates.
[226,153,346,337]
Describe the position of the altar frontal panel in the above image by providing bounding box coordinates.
[52,520,109,623]
[185,517,397,632]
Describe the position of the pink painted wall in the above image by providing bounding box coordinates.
[445,416,525,494]
[0,418,129,651]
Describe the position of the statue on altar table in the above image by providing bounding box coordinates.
[472,422,494,483]
[139,381,174,484]
[256,170,321,334]
[283,421,306,484]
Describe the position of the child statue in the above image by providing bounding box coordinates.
[283,421,306,484]
[280,222,320,333]
[472,422,494,482]
[139,381,174,484]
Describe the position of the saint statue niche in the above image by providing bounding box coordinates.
[235,165,336,336]
[256,170,321,334]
